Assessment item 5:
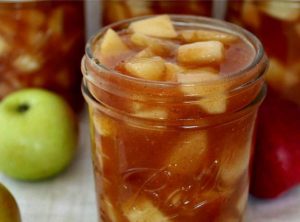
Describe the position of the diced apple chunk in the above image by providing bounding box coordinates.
[259,1,300,22]
[48,8,64,35]
[265,58,285,89]
[283,70,299,88]
[95,143,104,172]
[166,64,217,82]
[129,15,177,38]
[178,67,218,78]
[176,69,217,86]
[242,1,261,29]
[26,31,47,48]
[123,198,170,222]
[166,132,208,175]
[126,0,153,16]
[197,92,227,114]
[125,57,166,80]
[236,186,248,214]
[164,62,184,81]
[178,29,238,44]
[105,2,129,23]
[0,19,15,39]
[130,33,160,49]
[94,114,117,137]
[102,197,118,222]
[13,54,41,73]
[0,36,9,57]
[97,29,129,58]
[24,9,46,28]
[131,33,151,47]
[220,136,252,187]
[177,71,227,114]
[135,48,155,58]
[165,189,182,208]
[177,41,224,66]
[265,58,299,91]
[130,33,176,56]
[134,107,168,119]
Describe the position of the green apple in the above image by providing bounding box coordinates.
[0,88,78,180]
[0,183,21,222]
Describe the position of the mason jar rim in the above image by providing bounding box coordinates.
[84,15,267,89]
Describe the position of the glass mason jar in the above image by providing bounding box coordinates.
[226,0,300,198]
[101,0,213,25]
[82,16,267,222]
[0,0,85,110]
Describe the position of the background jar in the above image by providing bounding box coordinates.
[82,15,268,222]
[0,0,85,110]
[101,0,213,25]
[226,0,300,197]
[226,0,300,105]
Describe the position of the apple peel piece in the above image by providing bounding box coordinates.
[177,41,224,66]
[129,15,177,38]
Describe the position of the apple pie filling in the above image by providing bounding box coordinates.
[82,15,267,222]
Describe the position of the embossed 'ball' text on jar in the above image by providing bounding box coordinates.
[81,15,268,222]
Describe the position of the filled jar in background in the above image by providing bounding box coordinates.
[226,0,300,104]
[226,0,300,198]
[101,0,213,25]
[0,0,85,110]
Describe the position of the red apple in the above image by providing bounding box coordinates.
[250,89,300,198]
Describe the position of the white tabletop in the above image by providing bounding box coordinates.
[1,108,300,222]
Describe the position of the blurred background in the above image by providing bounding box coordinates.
[0,0,300,221]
